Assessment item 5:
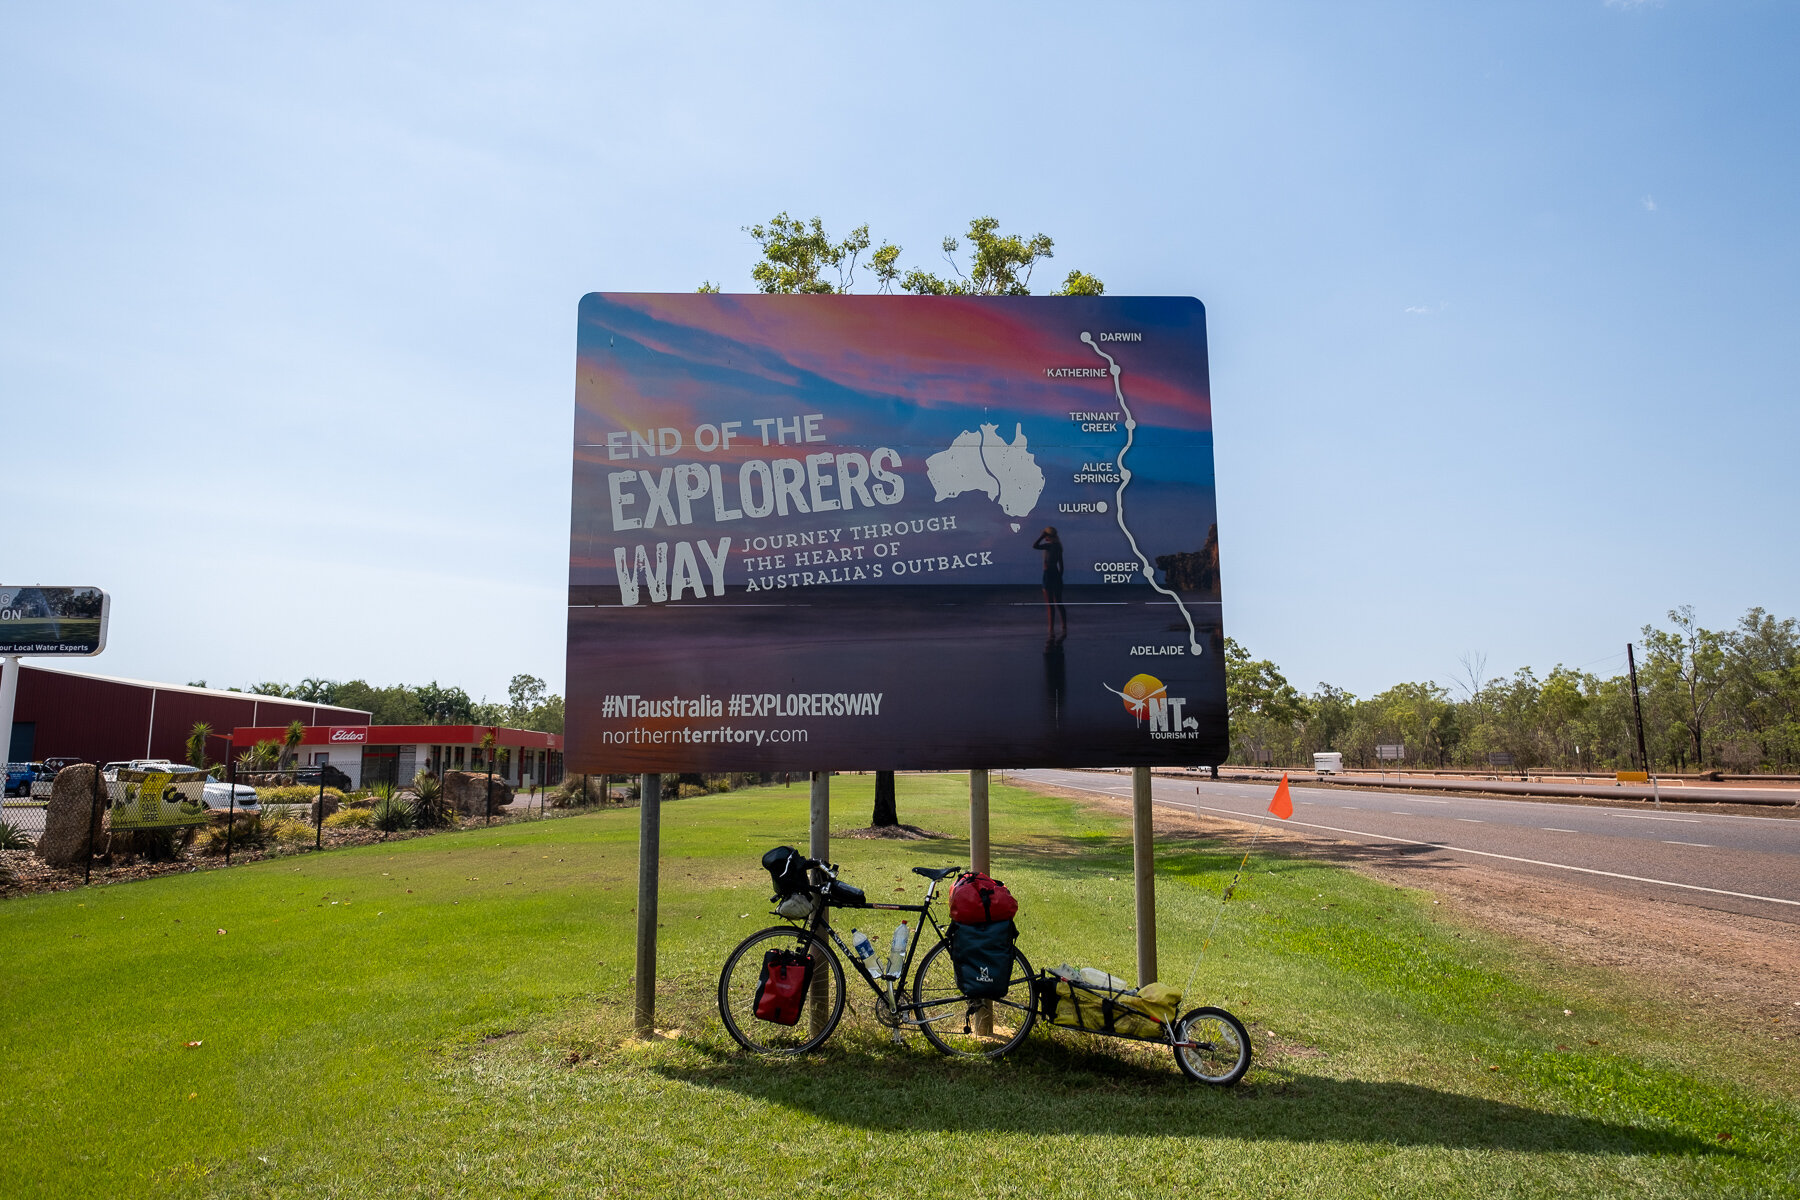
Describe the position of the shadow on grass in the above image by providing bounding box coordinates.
[651,1033,1729,1159]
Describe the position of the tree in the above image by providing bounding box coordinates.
[745,213,872,294]
[281,720,305,771]
[508,674,547,723]
[1641,606,1728,767]
[872,771,898,828]
[1223,638,1307,762]
[714,213,1104,298]
[185,722,213,770]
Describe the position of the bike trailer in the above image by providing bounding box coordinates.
[1038,972,1183,1039]
[752,948,816,1025]
[947,919,1017,999]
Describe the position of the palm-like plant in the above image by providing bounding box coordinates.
[281,720,305,771]
[186,722,213,770]
[410,771,446,828]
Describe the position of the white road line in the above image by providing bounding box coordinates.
[1609,814,1702,823]
[1135,794,1800,909]
[1544,827,1578,833]
[1664,840,1712,848]
[1390,811,1412,816]
[1456,818,1484,824]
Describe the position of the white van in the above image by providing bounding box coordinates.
[1313,752,1343,774]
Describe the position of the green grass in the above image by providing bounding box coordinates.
[2,774,1795,1198]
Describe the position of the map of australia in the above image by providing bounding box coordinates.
[925,422,1046,518]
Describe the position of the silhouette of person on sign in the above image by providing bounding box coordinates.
[1033,526,1067,642]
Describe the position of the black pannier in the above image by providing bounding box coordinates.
[947,919,1017,999]
[762,846,812,898]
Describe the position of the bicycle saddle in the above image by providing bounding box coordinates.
[911,866,960,881]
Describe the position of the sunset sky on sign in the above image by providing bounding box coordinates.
[3,2,1796,702]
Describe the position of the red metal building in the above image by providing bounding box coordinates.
[1,662,371,765]
[228,723,564,790]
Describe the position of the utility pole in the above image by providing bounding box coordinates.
[1626,643,1661,808]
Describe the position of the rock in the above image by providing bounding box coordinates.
[442,770,513,818]
[37,764,107,869]
[308,796,342,823]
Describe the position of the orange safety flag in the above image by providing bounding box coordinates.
[1268,773,1294,820]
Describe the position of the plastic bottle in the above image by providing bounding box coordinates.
[887,921,909,979]
[850,929,878,972]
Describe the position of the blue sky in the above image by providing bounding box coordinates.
[3,1,1795,704]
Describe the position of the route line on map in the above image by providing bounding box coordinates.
[1081,330,1203,656]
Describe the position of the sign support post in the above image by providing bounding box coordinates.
[1132,766,1157,986]
[969,769,990,875]
[808,771,831,1034]
[0,655,18,763]
[634,772,661,1036]
[970,768,993,1037]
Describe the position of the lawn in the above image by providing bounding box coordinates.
[2,774,1795,1198]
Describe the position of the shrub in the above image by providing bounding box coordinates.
[370,781,396,803]
[324,807,374,829]
[0,819,34,850]
[112,824,196,862]
[371,795,413,832]
[269,819,315,849]
[257,785,345,808]
[676,783,708,799]
[410,772,447,828]
[195,814,264,856]
[260,802,305,825]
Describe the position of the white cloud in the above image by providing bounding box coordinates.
[1405,300,1449,315]
[1642,195,1658,212]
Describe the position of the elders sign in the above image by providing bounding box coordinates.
[566,295,1227,772]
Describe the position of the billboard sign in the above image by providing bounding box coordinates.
[567,294,1226,771]
[0,586,109,655]
[109,768,209,830]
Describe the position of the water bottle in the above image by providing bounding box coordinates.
[887,921,909,979]
[851,929,878,972]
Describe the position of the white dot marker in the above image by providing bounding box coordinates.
[1096,500,1108,513]
[1080,332,1093,343]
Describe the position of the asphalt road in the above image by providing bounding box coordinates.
[1014,768,1800,926]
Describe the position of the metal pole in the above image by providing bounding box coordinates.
[1132,765,1157,986]
[808,771,830,1036]
[315,764,325,850]
[225,756,236,865]
[1627,644,1659,807]
[634,773,661,1037]
[84,760,100,884]
[0,655,20,767]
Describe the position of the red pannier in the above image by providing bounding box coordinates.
[950,871,1018,925]
[752,948,816,1025]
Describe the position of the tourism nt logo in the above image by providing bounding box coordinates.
[1103,674,1201,740]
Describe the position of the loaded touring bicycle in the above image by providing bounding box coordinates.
[717,848,1252,1084]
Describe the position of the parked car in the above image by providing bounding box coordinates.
[4,762,46,797]
[201,781,260,812]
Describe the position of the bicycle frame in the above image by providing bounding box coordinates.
[799,869,955,1024]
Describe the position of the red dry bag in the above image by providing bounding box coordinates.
[752,948,815,1025]
[950,871,1018,925]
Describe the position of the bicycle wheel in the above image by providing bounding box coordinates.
[717,926,846,1054]
[912,938,1036,1058]
[1172,1006,1251,1085]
